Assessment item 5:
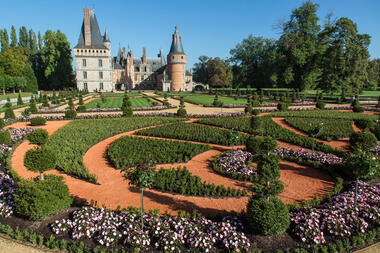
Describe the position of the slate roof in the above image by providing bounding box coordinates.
[75,10,107,49]
[169,26,185,54]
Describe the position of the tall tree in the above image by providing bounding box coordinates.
[10,26,17,47]
[38,30,74,89]
[18,26,29,48]
[37,31,43,51]
[277,1,321,90]
[193,55,209,84]
[207,57,230,87]
[0,47,28,77]
[0,29,10,51]
[365,59,379,90]
[230,35,278,88]
[318,17,370,94]
[28,29,37,53]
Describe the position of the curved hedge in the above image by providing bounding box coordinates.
[108,136,210,169]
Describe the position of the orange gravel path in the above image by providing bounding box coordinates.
[10,119,334,216]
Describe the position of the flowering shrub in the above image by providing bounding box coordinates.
[274,148,343,165]
[51,206,250,252]
[0,172,16,218]
[290,181,380,245]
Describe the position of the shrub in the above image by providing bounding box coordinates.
[27,129,48,145]
[76,105,86,112]
[245,105,253,114]
[252,100,260,107]
[354,119,374,131]
[14,175,72,221]
[246,136,277,155]
[349,132,378,151]
[30,117,47,126]
[0,130,11,144]
[17,92,24,105]
[176,108,187,117]
[21,108,31,117]
[316,101,325,109]
[64,110,77,119]
[122,106,133,117]
[371,123,380,140]
[246,196,290,235]
[24,146,57,173]
[4,107,15,119]
[0,119,5,129]
[252,109,261,116]
[353,105,364,113]
[29,102,37,113]
[277,102,288,111]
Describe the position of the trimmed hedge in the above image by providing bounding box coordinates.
[26,129,48,145]
[349,132,378,151]
[0,130,11,145]
[14,175,72,221]
[30,117,47,126]
[24,146,57,173]
[108,136,209,169]
[246,136,277,155]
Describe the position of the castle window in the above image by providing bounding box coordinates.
[82,59,86,67]
[81,50,83,53]
[181,56,183,59]
[104,50,106,53]
[84,50,87,53]
[83,71,87,79]
[144,66,147,72]
[99,72,103,79]
[98,59,103,67]
[96,50,98,53]
[83,83,88,90]
[172,56,174,59]
[99,82,103,90]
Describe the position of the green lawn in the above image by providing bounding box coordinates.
[0,92,33,101]
[103,93,142,97]
[184,95,248,105]
[85,97,155,108]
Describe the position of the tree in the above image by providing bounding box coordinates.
[177,96,187,116]
[366,59,380,90]
[10,26,17,47]
[319,17,370,94]
[18,26,29,48]
[13,76,27,92]
[28,28,37,53]
[123,162,155,231]
[230,35,278,88]
[277,1,321,91]
[37,31,43,51]
[193,55,209,84]
[38,30,75,90]
[0,29,9,51]
[21,63,38,92]
[121,94,132,117]
[207,57,230,87]
[0,47,28,77]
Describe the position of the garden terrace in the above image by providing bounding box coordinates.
[45,117,182,182]
[135,122,249,145]
[84,97,156,108]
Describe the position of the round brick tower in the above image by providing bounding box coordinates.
[167,26,186,91]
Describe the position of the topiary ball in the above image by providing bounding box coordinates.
[246,196,290,235]
[176,108,187,117]
[27,129,48,146]
[64,110,77,119]
[24,146,57,173]
[30,117,47,126]
[349,132,378,151]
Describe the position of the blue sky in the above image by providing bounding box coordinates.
[1,0,379,68]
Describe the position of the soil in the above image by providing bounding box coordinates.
[9,119,334,217]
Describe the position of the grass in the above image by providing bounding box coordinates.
[46,117,182,182]
[84,97,155,108]
[183,95,248,105]
[270,110,378,120]
[103,93,142,97]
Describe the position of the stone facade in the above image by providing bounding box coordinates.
[74,8,193,91]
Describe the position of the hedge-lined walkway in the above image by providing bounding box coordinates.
[9,119,334,216]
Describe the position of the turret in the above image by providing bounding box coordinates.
[167,26,186,91]
[103,29,110,50]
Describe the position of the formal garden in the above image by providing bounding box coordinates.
[0,89,379,253]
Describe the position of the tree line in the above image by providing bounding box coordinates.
[193,1,380,95]
[0,25,75,93]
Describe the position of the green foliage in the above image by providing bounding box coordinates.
[29,102,37,113]
[277,102,288,111]
[250,116,262,135]
[177,97,187,116]
[30,117,47,126]
[246,136,277,155]
[124,163,155,191]
[154,167,247,197]
[67,98,74,110]
[285,117,354,140]
[316,101,325,109]
[354,119,374,131]
[17,92,24,105]
[27,129,48,145]
[46,117,180,182]
[122,106,133,117]
[76,105,86,112]
[0,130,11,144]
[4,107,15,119]
[78,94,83,105]
[64,109,77,119]
[246,197,290,235]
[0,118,5,129]
[14,175,72,221]
[136,122,248,145]
[353,104,365,113]
[24,146,57,173]
[271,110,377,120]
[349,132,378,151]
[108,136,209,169]
[345,150,379,180]
[41,95,49,107]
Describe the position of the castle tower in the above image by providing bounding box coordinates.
[167,26,186,91]
[73,8,113,92]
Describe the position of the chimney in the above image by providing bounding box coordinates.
[130,50,133,65]
[83,8,91,46]
[143,47,146,64]
[122,47,126,59]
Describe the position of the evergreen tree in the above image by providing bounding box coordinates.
[10,26,17,47]
[121,94,132,117]
[17,91,24,105]
[28,29,37,53]
[18,26,29,48]
[37,31,43,51]
[0,29,10,51]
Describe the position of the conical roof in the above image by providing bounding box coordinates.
[75,9,106,49]
[169,26,185,54]
[103,29,110,42]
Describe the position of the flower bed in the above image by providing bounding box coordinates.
[8,128,34,142]
[290,181,380,245]
[51,207,251,252]
[274,148,343,165]
[212,150,257,182]
[36,105,176,114]
[0,172,16,218]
